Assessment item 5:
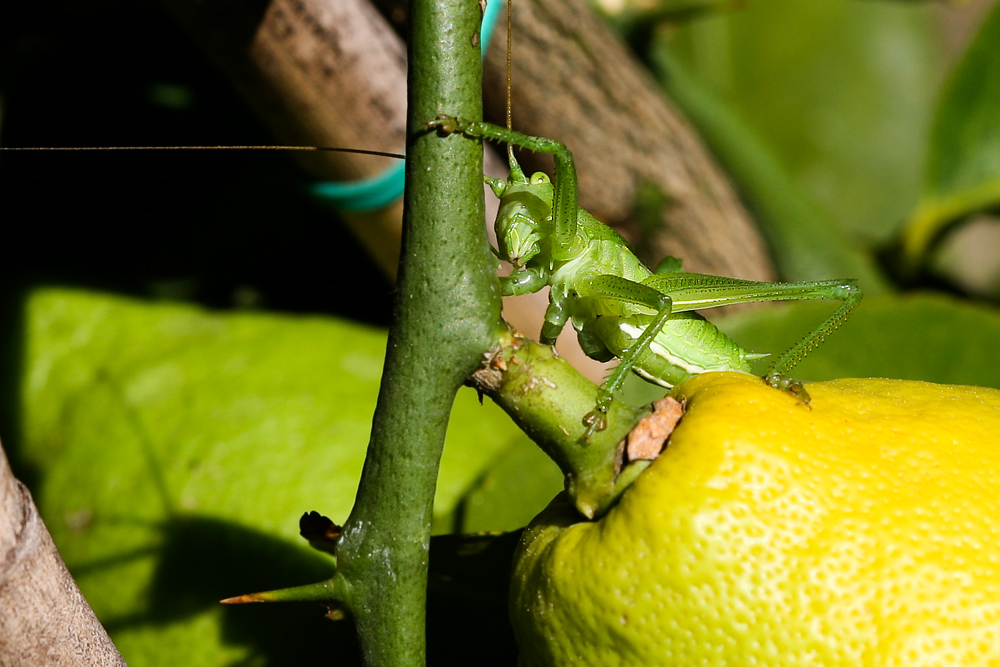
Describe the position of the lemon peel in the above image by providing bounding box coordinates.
[510,372,1000,666]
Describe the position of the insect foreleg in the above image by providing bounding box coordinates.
[540,292,570,345]
[501,267,550,296]
[426,115,582,259]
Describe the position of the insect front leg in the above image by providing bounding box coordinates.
[501,266,550,297]
[538,290,571,346]
[426,115,583,260]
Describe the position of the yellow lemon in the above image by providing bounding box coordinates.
[510,372,1000,666]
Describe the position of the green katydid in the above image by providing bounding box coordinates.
[427,115,862,436]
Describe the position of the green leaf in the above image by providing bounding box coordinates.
[661,0,942,249]
[455,437,564,534]
[903,2,1000,269]
[19,289,534,666]
[719,292,1000,387]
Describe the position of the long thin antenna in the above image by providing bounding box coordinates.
[505,0,515,163]
[0,145,405,159]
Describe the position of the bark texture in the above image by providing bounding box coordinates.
[158,0,412,276]
[0,442,126,667]
[157,0,509,278]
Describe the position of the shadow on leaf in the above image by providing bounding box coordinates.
[88,515,518,665]
[99,515,361,666]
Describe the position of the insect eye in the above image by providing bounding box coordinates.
[530,172,551,185]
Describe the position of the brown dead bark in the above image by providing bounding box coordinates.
[156,0,410,278]
[0,441,126,667]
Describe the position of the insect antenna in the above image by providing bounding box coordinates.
[505,0,516,166]
[0,145,405,160]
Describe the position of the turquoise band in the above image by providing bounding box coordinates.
[310,0,503,212]
[312,160,406,212]
[480,0,504,61]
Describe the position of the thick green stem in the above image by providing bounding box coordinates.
[468,331,651,518]
[331,0,501,664]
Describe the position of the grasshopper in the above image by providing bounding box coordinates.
[428,115,862,435]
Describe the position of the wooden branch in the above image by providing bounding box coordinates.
[0,441,126,667]
[157,0,413,277]
[156,0,505,280]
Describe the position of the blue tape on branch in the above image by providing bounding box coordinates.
[311,159,406,212]
[481,0,503,58]
[311,0,503,212]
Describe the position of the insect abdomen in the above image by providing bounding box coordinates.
[589,313,754,388]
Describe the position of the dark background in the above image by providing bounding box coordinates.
[0,0,394,323]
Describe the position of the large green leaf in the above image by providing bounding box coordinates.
[19,289,537,666]
[903,2,1000,269]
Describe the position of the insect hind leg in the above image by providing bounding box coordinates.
[580,276,676,439]
[764,279,863,402]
